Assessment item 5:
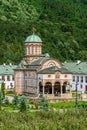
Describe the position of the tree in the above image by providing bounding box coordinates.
[0,90,1,110]
[12,94,19,105]
[4,97,9,105]
[1,82,5,100]
[19,96,29,112]
[0,0,87,63]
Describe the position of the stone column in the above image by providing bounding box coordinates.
[30,46,32,54]
[70,85,72,94]
[33,45,35,54]
[52,86,54,95]
[61,85,62,95]
[43,86,44,95]
[40,45,42,54]
[26,47,28,55]
[28,47,30,54]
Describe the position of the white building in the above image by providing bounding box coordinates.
[64,61,87,93]
[0,64,17,89]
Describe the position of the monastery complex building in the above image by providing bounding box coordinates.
[14,33,86,99]
[0,33,87,100]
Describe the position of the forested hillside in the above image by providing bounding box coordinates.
[0,0,87,64]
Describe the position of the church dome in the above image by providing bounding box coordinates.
[25,34,42,43]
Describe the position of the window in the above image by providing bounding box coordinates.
[56,74,60,78]
[85,85,87,91]
[2,75,5,81]
[80,84,83,89]
[10,83,13,88]
[25,80,27,88]
[7,85,9,89]
[80,76,83,82]
[7,75,10,81]
[85,76,87,83]
[73,76,75,82]
[77,76,79,82]
[12,76,14,81]
[24,72,27,77]
[65,74,67,78]
[48,74,51,78]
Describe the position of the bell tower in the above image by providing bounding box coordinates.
[24,33,43,63]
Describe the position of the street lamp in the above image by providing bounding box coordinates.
[0,89,1,110]
[76,82,78,109]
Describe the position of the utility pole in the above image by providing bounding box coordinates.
[76,82,78,109]
[0,87,1,110]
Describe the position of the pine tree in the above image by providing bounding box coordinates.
[4,97,9,105]
[19,96,29,112]
[12,94,19,105]
[1,82,5,100]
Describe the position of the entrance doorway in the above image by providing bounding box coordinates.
[39,82,43,94]
[85,85,87,91]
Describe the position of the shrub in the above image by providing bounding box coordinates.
[40,97,49,110]
[34,101,39,109]
[4,97,9,105]
[6,90,15,96]
[0,91,1,110]
[19,96,29,112]
[12,94,19,105]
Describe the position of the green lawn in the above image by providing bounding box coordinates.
[50,101,87,109]
[3,100,87,110]
[2,104,18,110]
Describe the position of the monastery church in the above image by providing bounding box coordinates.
[15,33,72,99]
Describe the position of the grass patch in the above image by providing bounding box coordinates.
[5,89,15,97]
[3,104,18,110]
[50,101,87,109]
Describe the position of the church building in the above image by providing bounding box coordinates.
[14,33,72,99]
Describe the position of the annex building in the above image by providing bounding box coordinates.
[64,62,87,93]
[0,64,17,89]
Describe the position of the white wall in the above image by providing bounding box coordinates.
[72,75,87,93]
[0,75,14,89]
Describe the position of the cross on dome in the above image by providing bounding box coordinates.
[32,27,36,34]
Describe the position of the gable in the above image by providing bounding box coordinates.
[40,59,63,70]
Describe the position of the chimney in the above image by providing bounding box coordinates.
[9,63,12,67]
[76,60,81,65]
[3,63,6,67]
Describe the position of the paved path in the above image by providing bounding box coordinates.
[6,96,14,103]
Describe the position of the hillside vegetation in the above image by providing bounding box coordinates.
[0,0,87,64]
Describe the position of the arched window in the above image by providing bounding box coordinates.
[62,82,68,93]
[54,82,61,95]
[44,82,52,94]
[39,82,43,93]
